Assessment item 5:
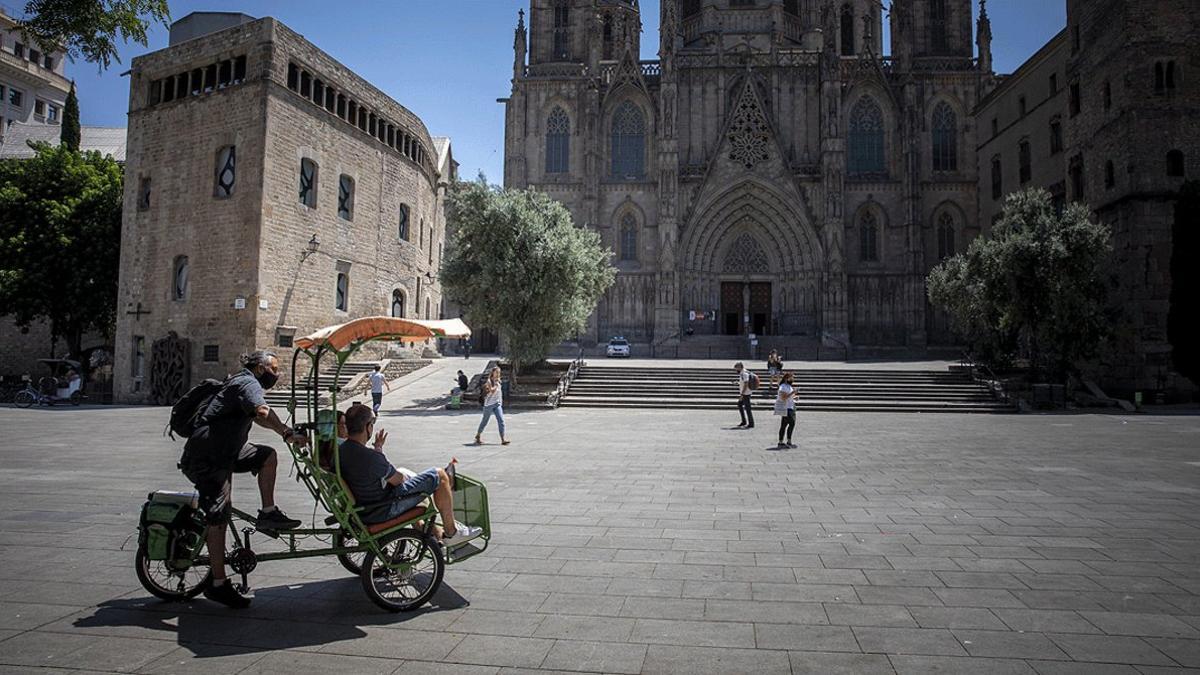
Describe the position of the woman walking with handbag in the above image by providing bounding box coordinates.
[775,371,796,449]
[474,366,510,446]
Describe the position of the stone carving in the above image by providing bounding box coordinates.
[723,232,769,273]
[727,80,771,169]
[149,330,190,406]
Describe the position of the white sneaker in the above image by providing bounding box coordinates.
[442,523,483,547]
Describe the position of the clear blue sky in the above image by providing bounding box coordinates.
[68,0,1065,183]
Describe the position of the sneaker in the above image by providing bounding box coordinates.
[204,580,250,608]
[257,508,301,531]
[788,442,797,449]
[736,422,747,428]
[442,523,484,547]
[777,442,787,449]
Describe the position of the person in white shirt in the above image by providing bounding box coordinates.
[368,365,390,413]
[474,366,510,445]
[734,362,754,428]
[775,371,796,449]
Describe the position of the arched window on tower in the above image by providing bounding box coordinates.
[840,4,855,56]
[620,213,638,261]
[299,158,317,208]
[553,0,571,60]
[848,97,885,176]
[1167,150,1186,177]
[930,0,948,54]
[391,289,405,318]
[545,107,570,174]
[681,0,701,19]
[931,102,957,172]
[859,211,879,263]
[991,155,1003,200]
[172,255,189,301]
[937,213,956,260]
[611,101,646,179]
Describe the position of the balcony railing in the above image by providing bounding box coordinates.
[0,48,70,89]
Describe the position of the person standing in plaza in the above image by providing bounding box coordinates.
[369,365,389,413]
[474,366,509,445]
[775,371,796,448]
[734,362,755,428]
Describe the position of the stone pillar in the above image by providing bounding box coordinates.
[654,0,683,344]
[819,3,849,353]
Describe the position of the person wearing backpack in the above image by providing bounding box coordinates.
[734,362,755,428]
[177,349,308,608]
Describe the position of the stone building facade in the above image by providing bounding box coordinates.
[113,13,449,402]
[503,0,990,356]
[978,0,1198,394]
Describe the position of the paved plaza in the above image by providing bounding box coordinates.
[1,360,1199,674]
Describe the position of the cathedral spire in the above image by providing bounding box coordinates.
[976,0,993,74]
[513,9,527,80]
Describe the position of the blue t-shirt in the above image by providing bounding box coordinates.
[337,439,398,522]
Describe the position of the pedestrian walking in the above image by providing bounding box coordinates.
[775,371,796,448]
[369,365,389,413]
[464,337,472,359]
[474,366,509,445]
[734,362,755,428]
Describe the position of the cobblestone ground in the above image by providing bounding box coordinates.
[0,400,1198,674]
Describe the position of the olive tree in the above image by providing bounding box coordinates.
[441,179,615,374]
[928,188,1112,379]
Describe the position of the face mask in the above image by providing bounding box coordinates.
[257,370,279,390]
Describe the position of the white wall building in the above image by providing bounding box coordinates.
[0,6,71,140]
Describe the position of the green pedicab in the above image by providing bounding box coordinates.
[134,317,491,612]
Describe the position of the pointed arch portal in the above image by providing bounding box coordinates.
[681,180,825,336]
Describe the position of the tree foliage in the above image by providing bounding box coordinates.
[441,178,616,372]
[927,188,1112,379]
[1169,181,1200,383]
[0,143,123,357]
[15,0,171,70]
[61,82,81,152]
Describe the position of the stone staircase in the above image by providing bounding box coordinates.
[263,360,430,408]
[559,365,1013,413]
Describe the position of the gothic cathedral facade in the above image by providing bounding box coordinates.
[503,0,992,355]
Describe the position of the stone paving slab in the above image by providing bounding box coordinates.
[0,402,1199,673]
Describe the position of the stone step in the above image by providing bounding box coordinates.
[560,363,1012,413]
[558,397,1013,413]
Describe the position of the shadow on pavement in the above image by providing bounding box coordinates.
[73,578,470,657]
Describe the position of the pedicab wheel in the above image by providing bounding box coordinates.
[360,529,444,612]
[13,391,35,408]
[333,530,365,575]
[69,391,82,406]
[135,543,212,601]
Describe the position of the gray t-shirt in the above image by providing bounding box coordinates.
[184,369,266,467]
[337,439,398,523]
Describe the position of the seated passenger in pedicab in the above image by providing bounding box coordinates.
[338,404,482,546]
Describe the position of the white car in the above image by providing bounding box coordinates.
[606,337,630,358]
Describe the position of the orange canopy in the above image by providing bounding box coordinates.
[294,317,472,351]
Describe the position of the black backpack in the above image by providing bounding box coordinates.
[167,378,225,440]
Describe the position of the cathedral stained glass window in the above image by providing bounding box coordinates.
[546,107,570,174]
[931,102,957,172]
[849,97,885,176]
[611,101,646,179]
